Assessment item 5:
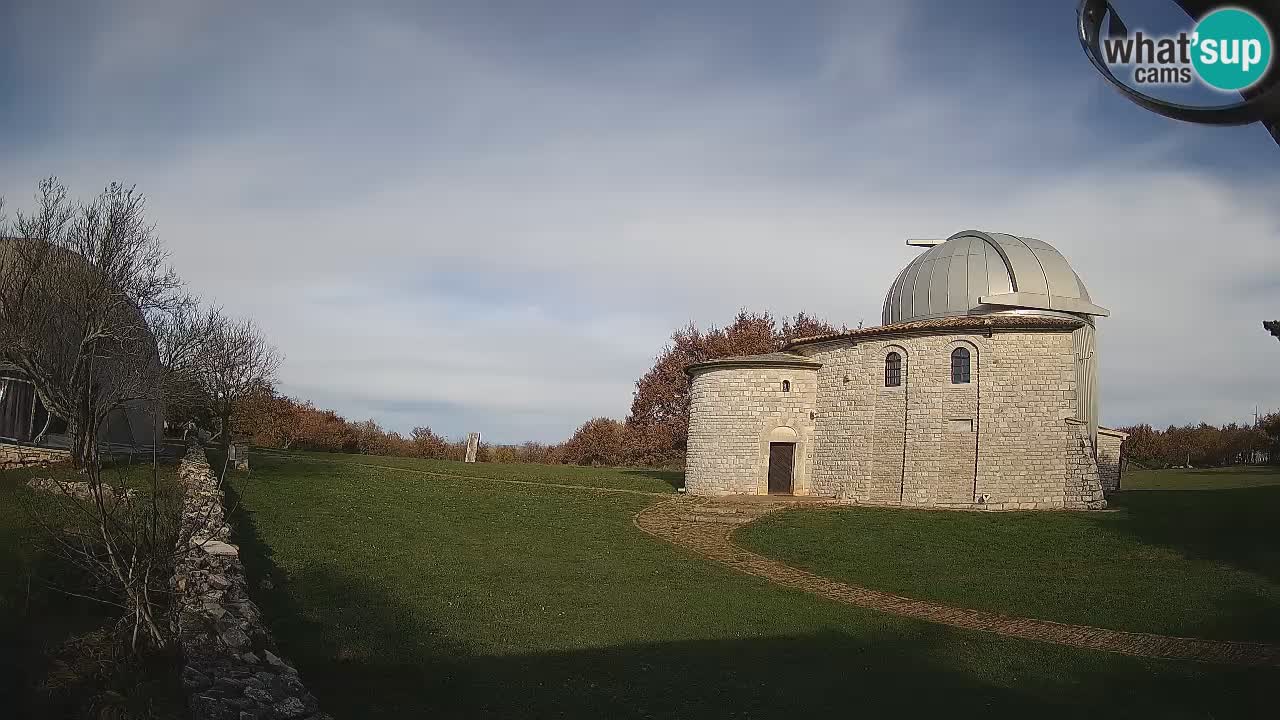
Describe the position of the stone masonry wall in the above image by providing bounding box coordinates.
[173,446,330,720]
[807,334,987,506]
[801,328,1105,510]
[869,360,908,503]
[805,342,872,499]
[686,366,818,495]
[0,443,70,469]
[975,330,1083,509]
[1064,423,1108,509]
[902,335,981,507]
[1097,429,1127,493]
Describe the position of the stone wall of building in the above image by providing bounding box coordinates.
[806,333,991,506]
[804,341,871,499]
[1064,420,1109,509]
[869,350,908,503]
[903,336,982,506]
[686,325,1111,510]
[1097,427,1127,493]
[686,365,818,495]
[799,327,1105,510]
[173,446,330,720]
[974,329,1084,509]
[0,443,70,469]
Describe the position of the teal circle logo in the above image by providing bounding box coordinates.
[1191,8,1272,91]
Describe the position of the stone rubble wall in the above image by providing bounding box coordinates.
[0,443,70,469]
[26,477,136,503]
[173,446,329,720]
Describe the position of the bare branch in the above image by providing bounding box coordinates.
[198,309,281,450]
[1,178,174,466]
[3,178,193,654]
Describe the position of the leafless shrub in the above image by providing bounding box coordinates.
[1,178,236,658]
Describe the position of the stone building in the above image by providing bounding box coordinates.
[685,230,1127,510]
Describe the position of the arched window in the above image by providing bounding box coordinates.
[951,347,971,384]
[781,380,791,393]
[884,352,901,387]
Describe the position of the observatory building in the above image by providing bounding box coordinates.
[684,230,1127,510]
[0,237,165,468]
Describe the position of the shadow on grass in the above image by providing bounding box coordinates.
[223,484,1275,719]
[618,468,684,491]
[1106,484,1280,584]
[0,539,107,716]
[0,480,185,718]
[1,475,107,714]
[1161,466,1280,479]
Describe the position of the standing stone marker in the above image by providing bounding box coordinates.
[229,441,250,471]
[464,432,481,463]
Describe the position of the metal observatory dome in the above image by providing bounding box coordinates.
[882,230,1109,326]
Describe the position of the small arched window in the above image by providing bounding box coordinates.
[951,347,971,384]
[781,380,791,393]
[884,352,901,387]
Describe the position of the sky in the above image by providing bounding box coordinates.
[2,0,1278,443]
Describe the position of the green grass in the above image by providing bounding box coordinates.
[227,453,1277,718]
[737,465,1280,643]
[0,459,185,717]
[253,446,684,493]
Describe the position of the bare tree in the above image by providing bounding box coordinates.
[0,179,203,654]
[0,178,182,467]
[153,297,215,429]
[626,310,841,464]
[1,180,284,659]
[198,309,280,450]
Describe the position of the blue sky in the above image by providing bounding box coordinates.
[3,0,1278,442]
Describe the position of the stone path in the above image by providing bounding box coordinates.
[633,495,1280,668]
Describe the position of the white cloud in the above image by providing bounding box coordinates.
[2,1,1277,441]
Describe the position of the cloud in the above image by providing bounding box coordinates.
[2,1,1277,441]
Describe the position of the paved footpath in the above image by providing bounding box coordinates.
[633,495,1280,668]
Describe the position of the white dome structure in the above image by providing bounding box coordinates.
[882,230,1109,326]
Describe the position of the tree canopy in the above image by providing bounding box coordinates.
[622,310,842,465]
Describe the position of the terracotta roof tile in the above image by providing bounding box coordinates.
[685,352,822,375]
[786,314,1083,349]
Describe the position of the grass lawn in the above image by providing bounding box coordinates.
[253,447,683,493]
[0,459,186,718]
[737,465,1280,643]
[228,452,1277,718]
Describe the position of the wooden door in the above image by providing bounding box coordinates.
[767,443,795,495]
